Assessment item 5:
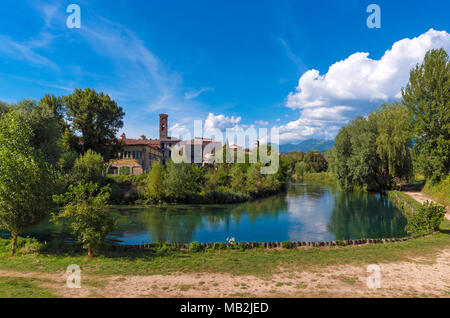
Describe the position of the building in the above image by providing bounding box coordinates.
[108,114,181,175]
[184,137,223,166]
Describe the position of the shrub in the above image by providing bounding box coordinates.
[0,237,42,255]
[143,161,165,203]
[281,241,294,249]
[405,201,446,234]
[188,241,203,252]
[159,243,178,253]
[53,182,115,257]
[72,150,106,185]
[213,243,227,250]
[119,166,131,176]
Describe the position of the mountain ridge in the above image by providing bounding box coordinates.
[279,139,334,153]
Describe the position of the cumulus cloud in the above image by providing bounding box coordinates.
[279,29,450,143]
[204,113,242,130]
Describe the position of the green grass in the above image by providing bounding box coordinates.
[0,277,56,298]
[300,172,336,185]
[388,190,422,212]
[0,220,449,278]
[423,175,450,207]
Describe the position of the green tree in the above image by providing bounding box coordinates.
[72,150,106,185]
[39,94,65,123]
[0,112,58,256]
[295,161,308,178]
[283,151,305,175]
[144,161,165,203]
[246,163,264,196]
[53,182,114,257]
[229,164,247,192]
[402,48,450,183]
[0,101,8,116]
[304,150,328,173]
[164,161,200,202]
[372,103,413,182]
[64,88,125,160]
[331,103,414,191]
[10,99,64,167]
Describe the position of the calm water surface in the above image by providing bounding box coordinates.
[17,183,407,244]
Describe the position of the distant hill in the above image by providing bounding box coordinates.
[279,139,334,154]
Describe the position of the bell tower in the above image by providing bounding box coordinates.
[159,114,168,139]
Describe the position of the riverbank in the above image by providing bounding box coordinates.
[401,190,450,221]
[0,219,449,297]
[2,246,449,298]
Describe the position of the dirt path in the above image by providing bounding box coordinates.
[1,248,449,298]
[403,191,450,221]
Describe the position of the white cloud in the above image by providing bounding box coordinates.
[184,87,214,100]
[255,120,269,126]
[204,113,242,130]
[287,29,450,110]
[279,29,450,143]
[0,35,58,70]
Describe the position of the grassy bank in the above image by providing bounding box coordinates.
[0,277,56,298]
[388,190,422,214]
[422,175,450,207]
[295,172,336,186]
[1,220,449,277]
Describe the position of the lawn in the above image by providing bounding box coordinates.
[0,220,449,278]
[0,277,56,298]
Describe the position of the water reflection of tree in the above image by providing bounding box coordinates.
[112,194,288,243]
[287,182,335,199]
[328,192,407,240]
[229,195,288,223]
[113,206,205,243]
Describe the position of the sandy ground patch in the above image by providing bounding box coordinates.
[1,248,449,298]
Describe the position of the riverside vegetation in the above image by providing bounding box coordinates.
[0,49,448,258]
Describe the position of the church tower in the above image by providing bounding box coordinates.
[159,114,168,139]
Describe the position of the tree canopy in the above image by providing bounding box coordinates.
[402,48,450,184]
[64,88,125,160]
[331,103,413,191]
[0,112,58,255]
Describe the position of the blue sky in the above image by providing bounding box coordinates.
[0,0,449,143]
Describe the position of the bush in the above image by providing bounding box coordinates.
[281,241,294,249]
[53,182,115,257]
[423,174,450,206]
[188,241,203,252]
[0,237,42,255]
[119,166,131,176]
[406,201,446,234]
[159,243,178,253]
[72,150,106,185]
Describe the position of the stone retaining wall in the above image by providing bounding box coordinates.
[116,231,438,251]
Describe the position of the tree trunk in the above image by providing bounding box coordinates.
[11,233,18,257]
[87,245,93,258]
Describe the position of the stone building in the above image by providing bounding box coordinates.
[108,114,181,175]
[184,137,223,166]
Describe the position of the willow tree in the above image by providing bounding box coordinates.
[0,112,58,256]
[331,103,413,192]
[372,102,413,183]
[402,48,450,183]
